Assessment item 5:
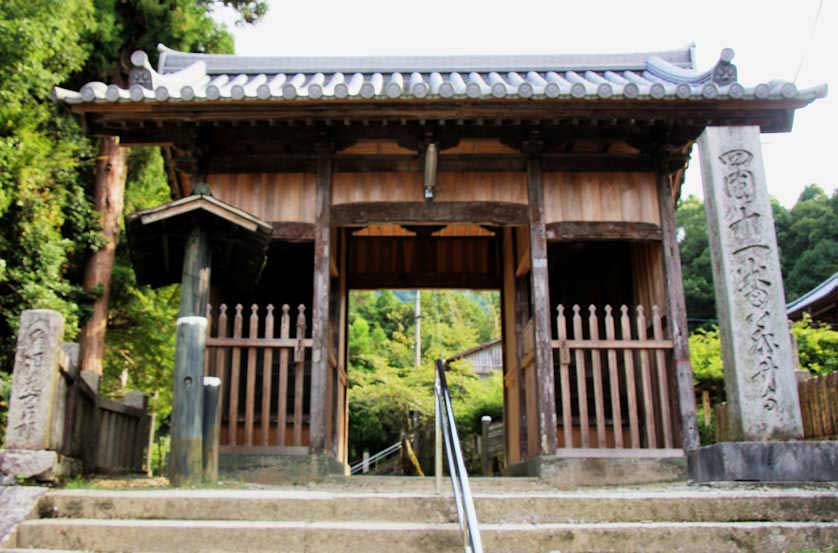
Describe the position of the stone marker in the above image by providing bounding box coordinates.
[4,310,65,451]
[698,126,803,441]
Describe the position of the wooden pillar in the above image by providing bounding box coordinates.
[179,226,212,317]
[336,229,349,464]
[79,136,127,376]
[501,228,521,464]
[171,223,211,485]
[202,376,221,483]
[170,316,206,485]
[527,158,558,455]
[656,168,700,451]
[310,154,333,453]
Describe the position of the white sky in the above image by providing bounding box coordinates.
[212,0,836,207]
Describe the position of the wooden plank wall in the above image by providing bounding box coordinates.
[631,243,666,312]
[207,171,655,228]
[542,172,660,225]
[332,172,527,205]
[208,173,316,223]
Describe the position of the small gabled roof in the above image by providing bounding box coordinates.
[53,44,827,105]
[126,194,271,291]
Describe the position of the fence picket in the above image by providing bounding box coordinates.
[228,304,243,446]
[277,305,291,446]
[294,305,307,446]
[588,305,606,448]
[557,305,573,448]
[652,306,673,448]
[572,305,590,448]
[204,304,212,376]
[636,306,657,449]
[261,305,275,446]
[245,305,259,446]
[620,306,641,448]
[604,306,622,448]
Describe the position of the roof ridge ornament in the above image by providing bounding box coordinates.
[645,48,737,86]
[711,48,738,86]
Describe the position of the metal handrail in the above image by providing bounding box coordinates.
[349,441,402,474]
[435,359,483,553]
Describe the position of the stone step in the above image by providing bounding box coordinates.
[15,518,838,553]
[40,488,838,524]
[318,475,549,493]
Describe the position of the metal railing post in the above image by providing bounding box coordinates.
[435,369,443,494]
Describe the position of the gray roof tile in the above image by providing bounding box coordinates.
[52,44,828,105]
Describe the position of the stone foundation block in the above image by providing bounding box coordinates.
[219,453,346,485]
[0,450,81,483]
[513,451,687,488]
[688,441,838,482]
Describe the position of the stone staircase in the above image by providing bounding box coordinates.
[4,477,838,553]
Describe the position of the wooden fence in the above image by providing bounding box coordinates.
[61,367,152,474]
[715,372,838,442]
[205,303,313,451]
[552,304,677,451]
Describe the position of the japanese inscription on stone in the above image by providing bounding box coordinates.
[4,310,64,450]
[699,126,803,441]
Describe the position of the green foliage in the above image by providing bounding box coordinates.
[0,0,102,366]
[689,317,838,390]
[689,326,724,385]
[347,290,503,464]
[0,370,11,444]
[676,196,716,324]
[678,187,838,323]
[792,315,838,376]
[774,185,838,301]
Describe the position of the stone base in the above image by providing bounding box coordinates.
[0,450,81,483]
[511,450,687,488]
[688,441,838,482]
[219,452,346,485]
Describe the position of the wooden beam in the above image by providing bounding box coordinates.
[526,157,558,455]
[272,222,315,241]
[331,201,528,227]
[657,169,700,451]
[348,272,501,290]
[309,153,333,453]
[545,221,662,242]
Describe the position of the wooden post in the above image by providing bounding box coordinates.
[179,226,212,317]
[656,168,700,451]
[481,416,492,476]
[202,376,221,483]
[526,158,558,455]
[501,228,521,464]
[310,154,333,453]
[171,222,211,486]
[79,136,127,376]
[170,316,207,485]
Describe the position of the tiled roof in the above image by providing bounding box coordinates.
[787,273,838,317]
[53,44,827,105]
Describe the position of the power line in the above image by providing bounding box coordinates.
[793,0,825,83]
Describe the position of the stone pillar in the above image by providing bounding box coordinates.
[0,310,79,481]
[698,126,803,441]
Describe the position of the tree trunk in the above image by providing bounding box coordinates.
[79,136,127,376]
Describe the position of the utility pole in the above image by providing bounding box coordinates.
[414,290,421,368]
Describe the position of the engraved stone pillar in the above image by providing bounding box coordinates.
[4,310,65,450]
[698,126,803,441]
[0,310,80,481]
